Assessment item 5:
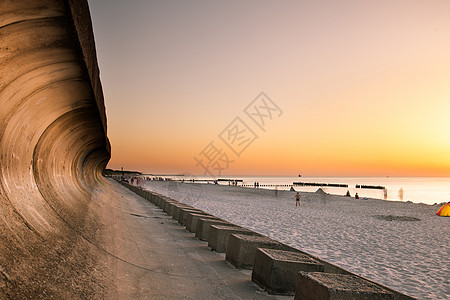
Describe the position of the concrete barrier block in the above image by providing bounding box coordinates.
[154,196,163,207]
[146,192,155,203]
[208,225,260,253]
[179,208,204,226]
[160,199,168,211]
[162,199,171,211]
[162,198,176,213]
[186,213,216,232]
[153,193,164,205]
[252,248,324,295]
[295,272,395,300]
[166,201,180,216]
[164,199,176,211]
[156,196,168,208]
[195,218,230,241]
[174,206,197,223]
[149,193,159,204]
[226,234,290,269]
[168,202,180,217]
[172,204,194,221]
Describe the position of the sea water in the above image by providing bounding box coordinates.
[163,175,450,205]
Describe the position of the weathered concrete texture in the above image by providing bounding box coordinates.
[153,194,163,207]
[195,218,232,241]
[162,198,177,214]
[252,248,324,295]
[295,272,395,300]
[106,182,295,299]
[180,208,205,225]
[171,203,195,221]
[208,225,261,253]
[185,212,216,232]
[226,234,297,269]
[0,0,110,298]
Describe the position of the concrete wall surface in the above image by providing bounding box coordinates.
[0,0,111,297]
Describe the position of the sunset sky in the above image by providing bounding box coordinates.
[88,0,450,177]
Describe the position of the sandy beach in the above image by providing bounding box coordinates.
[142,180,449,300]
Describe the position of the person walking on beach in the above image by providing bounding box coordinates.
[295,192,300,207]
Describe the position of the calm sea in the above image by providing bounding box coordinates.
[162,175,450,205]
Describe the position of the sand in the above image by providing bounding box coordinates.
[142,180,449,300]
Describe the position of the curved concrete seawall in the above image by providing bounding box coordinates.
[0,1,110,297]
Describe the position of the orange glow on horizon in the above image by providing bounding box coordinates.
[90,1,450,177]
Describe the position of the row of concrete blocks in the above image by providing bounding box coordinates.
[121,183,413,300]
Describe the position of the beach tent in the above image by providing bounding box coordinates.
[315,188,327,195]
[436,202,450,217]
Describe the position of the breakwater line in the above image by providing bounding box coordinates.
[153,175,450,205]
[293,182,349,188]
[356,184,386,190]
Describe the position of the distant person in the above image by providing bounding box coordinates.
[398,188,404,201]
[290,186,295,192]
[275,186,278,197]
[295,192,300,207]
[346,190,351,197]
[355,193,359,199]
[383,188,388,200]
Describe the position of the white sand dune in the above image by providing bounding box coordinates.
[142,181,449,300]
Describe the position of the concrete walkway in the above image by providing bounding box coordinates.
[99,180,291,299]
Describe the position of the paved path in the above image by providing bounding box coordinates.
[99,180,290,299]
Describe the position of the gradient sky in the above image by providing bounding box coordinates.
[88,0,450,177]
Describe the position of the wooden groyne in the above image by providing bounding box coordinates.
[293,182,348,188]
[242,184,293,188]
[356,184,386,190]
